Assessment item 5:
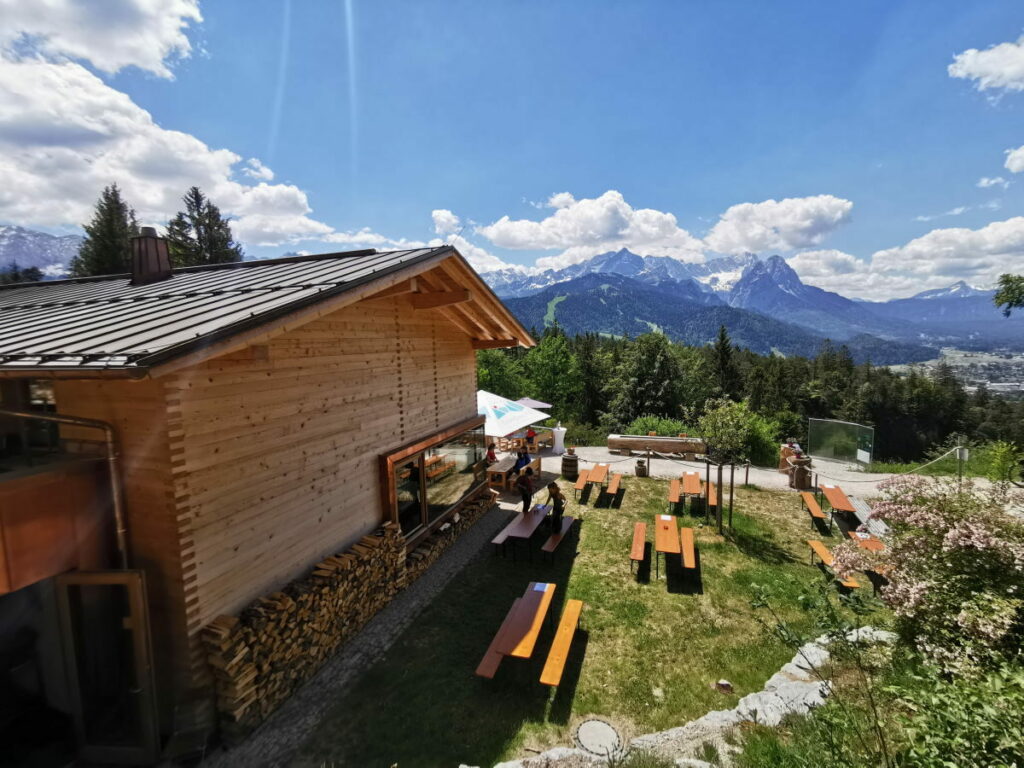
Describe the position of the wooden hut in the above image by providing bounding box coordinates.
[0,240,532,759]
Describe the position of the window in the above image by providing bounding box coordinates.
[381,417,486,541]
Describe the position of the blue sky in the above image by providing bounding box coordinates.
[1,1,1023,298]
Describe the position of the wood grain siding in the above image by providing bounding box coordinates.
[51,377,192,732]
[167,296,476,681]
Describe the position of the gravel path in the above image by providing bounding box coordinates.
[544,448,902,496]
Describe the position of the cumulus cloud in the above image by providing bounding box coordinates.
[704,194,853,254]
[241,158,274,181]
[784,215,1024,300]
[431,209,461,235]
[949,34,1024,93]
[0,0,201,78]
[977,176,1009,188]
[0,57,333,246]
[477,190,704,270]
[1004,144,1024,173]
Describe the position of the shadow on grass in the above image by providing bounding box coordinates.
[725,525,795,566]
[634,541,652,584]
[666,548,704,595]
[293,521,586,768]
[548,630,589,725]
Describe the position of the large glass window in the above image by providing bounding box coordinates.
[383,420,486,540]
[425,428,484,522]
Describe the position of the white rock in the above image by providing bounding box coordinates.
[675,760,717,768]
[778,661,815,681]
[696,709,743,729]
[845,627,897,645]
[792,643,830,672]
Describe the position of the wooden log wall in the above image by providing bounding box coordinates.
[203,485,494,741]
[168,296,477,728]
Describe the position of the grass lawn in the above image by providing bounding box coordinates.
[292,476,882,768]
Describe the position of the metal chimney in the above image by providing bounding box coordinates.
[130,227,173,285]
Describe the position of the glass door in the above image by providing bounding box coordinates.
[54,570,160,764]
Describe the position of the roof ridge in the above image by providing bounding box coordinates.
[0,247,418,291]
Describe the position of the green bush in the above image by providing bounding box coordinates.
[624,414,695,437]
[561,421,607,447]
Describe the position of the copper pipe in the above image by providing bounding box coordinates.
[0,408,129,569]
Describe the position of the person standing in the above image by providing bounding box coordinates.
[515,467,535,515]
[546,482,566,531]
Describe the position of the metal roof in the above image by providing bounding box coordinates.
[0,247,450,373]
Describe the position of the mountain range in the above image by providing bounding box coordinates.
[0,225,83,274]
[485,248,1022,362]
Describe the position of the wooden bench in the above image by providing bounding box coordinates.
[630,522,646,571]
[807,539,859,589]
[801,491,831,531]
[475,598,522,678]
[573,468,590,499]
[540,599,584,687]
[667,478,681,511]
[605,472,622,499]
[680,527,696,569]
[541,516,576,559]
[706,481,718,509]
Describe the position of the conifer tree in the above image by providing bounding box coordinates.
[69,184,139,277]
[166,186,244,267]
[709,325,741,400]
[0,261,43,285]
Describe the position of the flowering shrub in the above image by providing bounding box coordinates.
[832,475,1024,673]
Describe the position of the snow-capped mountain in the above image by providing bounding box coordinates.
[910,280,992,300]
[0,225,82,275]
[483,248,756,299]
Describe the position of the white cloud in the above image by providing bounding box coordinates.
[1005,144,1024,173]
[242,158,274,181]
[785,216,1024,300]
[977,176,1009,188]
[704,194,853,254]
[477,190,704,270]
[914,205,967,223]
[949,34,1024,93]
[0,58,334,247]
[0,0,201,78]
[431,209,460,235]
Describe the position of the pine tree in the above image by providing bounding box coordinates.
[608,332,682,426]
[0,261,43,285]
[166,186,244,267]
[709,325,740,400]
[69,184,139,277]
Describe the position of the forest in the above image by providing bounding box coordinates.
[477,325,1024,466]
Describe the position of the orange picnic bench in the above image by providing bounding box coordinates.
[539,599,584,687]
[476,582,556,679]
[574,469,590,499]
[541,516,576,561]
[667,477,681,512]
[630,522,647,572]
[801,491,832,531]
[601,472,623,503]
[807,539,859,589]
[680,527,696,569]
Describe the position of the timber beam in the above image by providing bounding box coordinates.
[410,289,471,310]
[472,338,518,349]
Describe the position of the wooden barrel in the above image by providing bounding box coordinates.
[561,453,579,480]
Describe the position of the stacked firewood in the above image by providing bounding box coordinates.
[405,486,496,582]
[202,523,406,742]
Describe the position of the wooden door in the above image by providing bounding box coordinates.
[55,570,160,764]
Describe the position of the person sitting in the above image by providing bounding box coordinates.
[546,482,566,531]
[512,448,531,474]
[486,442,498,464]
